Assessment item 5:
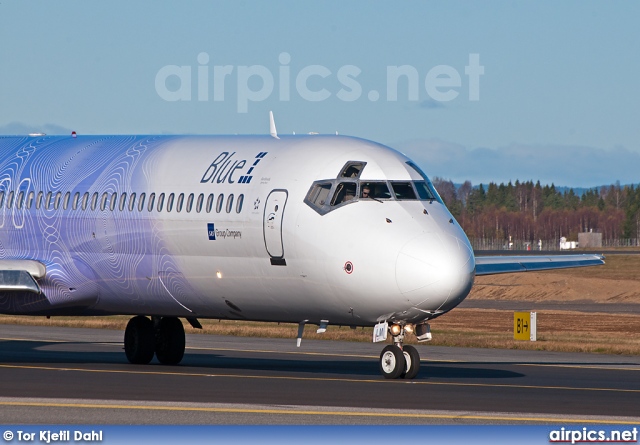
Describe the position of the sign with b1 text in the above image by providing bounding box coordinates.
[514,311,537,341]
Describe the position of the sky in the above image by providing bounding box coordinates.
[1,1,639,187]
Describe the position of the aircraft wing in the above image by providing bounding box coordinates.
[0,260,45,293]
[474,254,605,276]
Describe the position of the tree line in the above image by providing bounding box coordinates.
[432,179,640,242]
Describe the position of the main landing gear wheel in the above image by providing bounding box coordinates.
[379,345,406,379]
[155,316,185,365]
[401,345,420,379]
[124,315,155,364]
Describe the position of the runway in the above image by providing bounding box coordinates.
[0,324,639,424]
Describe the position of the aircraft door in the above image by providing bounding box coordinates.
[263,189,288,263]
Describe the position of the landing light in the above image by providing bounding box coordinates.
[404,324,414,334]
[390,324,402,336]
[216,271,222,279]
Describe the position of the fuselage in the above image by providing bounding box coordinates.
[0,134,475,327]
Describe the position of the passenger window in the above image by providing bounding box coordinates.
[306,183,332,207]
[91,192,99,210]
[360,182,391,199]
[45,192,52,209]
[129,193,136,212]
[54,192,62,209]
[101,193,109,211]
[186,193,194,213]
[82,192,90,210]
[119,193,127,211]
[391,182,417,200]
[196,194,204,213]
[339,162,365,178]
[7,191,14,209]
[36,191,43,209]
[27,191,35,209]
[72,192,80,210]
[156,193,165,212]
[0,191,4,208]
[17,191,24,209]
[63,192,71,210]
[330,182,357,206]
[110,193,117,211]
[226,194,234,213]
[236,194,244,213]
[167,193,174,212]
[206,194,214,213]
[176,193,184,212]
[147,193,156,212]
[216,194,224,213]
[138,193,146,212]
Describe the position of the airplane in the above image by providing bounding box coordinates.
[0,115,604,379]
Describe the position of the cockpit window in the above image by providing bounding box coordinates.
[406,161,429,181]
[331,182,357,206]
[360,181,391,199]
[406,161,443,203]
[414,181,436,200]
[305,177,440,214]
[391,182,417,200]
[339,162,365,178]
[306,183,332,207]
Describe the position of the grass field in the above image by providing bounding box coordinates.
[555,253,640,281]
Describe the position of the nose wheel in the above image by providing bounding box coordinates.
[379,345,406,379]
[379,343,421,380]
[401,345,421,379]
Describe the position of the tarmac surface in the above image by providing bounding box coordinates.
[0,324,639,425]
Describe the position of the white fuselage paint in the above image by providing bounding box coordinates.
[0,134,475,327]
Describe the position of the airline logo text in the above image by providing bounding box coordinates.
[201,151,268,185]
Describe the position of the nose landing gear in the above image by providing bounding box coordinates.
[378,324,426,379]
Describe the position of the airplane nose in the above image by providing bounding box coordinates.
[395,233,474,310]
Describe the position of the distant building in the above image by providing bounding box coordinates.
[578,231,602,248]
[559,236,577,250]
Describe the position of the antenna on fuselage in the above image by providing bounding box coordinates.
[269,111,279,139]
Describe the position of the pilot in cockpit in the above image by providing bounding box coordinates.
[361,185,371,199]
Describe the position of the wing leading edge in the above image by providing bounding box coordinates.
[474,254,605,276]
